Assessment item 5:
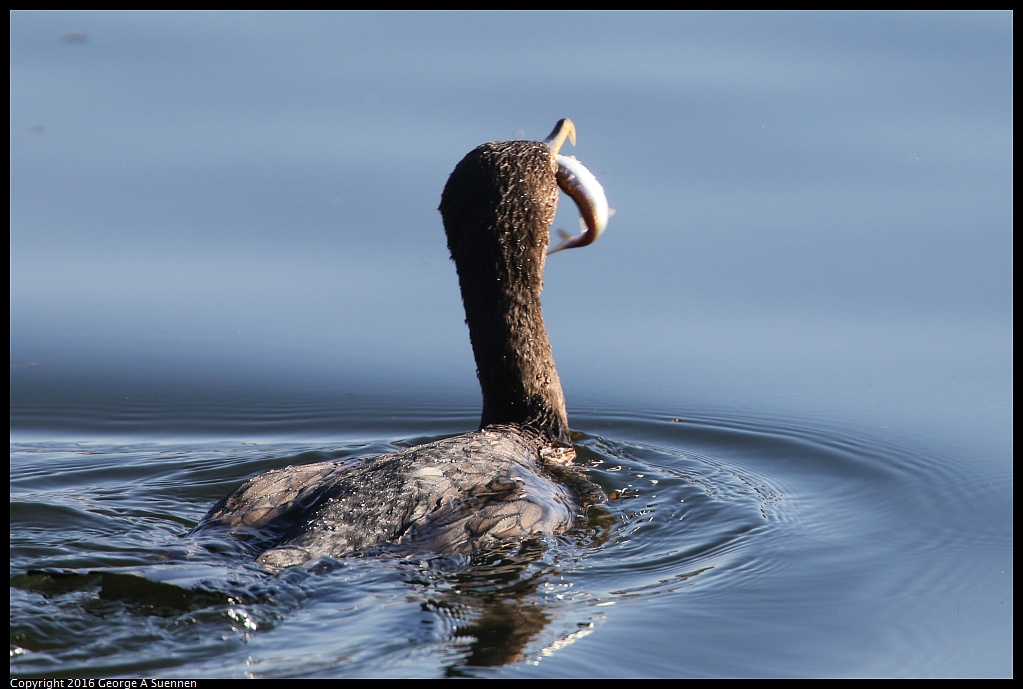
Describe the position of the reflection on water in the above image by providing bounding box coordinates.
[10,405,1011,677]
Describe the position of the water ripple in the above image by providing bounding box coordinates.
[10,407,1012,677]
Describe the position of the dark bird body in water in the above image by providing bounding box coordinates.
[193,120,610,567]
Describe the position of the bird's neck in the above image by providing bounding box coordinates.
[460,252,570,444]
[440,141,570,444]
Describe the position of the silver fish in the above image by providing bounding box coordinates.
[544,118,611,254]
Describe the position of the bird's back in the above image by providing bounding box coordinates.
[194,425,588,567]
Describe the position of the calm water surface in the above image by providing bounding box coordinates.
[10,11,1012,677]
[10,392,1009,677]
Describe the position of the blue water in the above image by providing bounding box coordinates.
[10,11,1012,677]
